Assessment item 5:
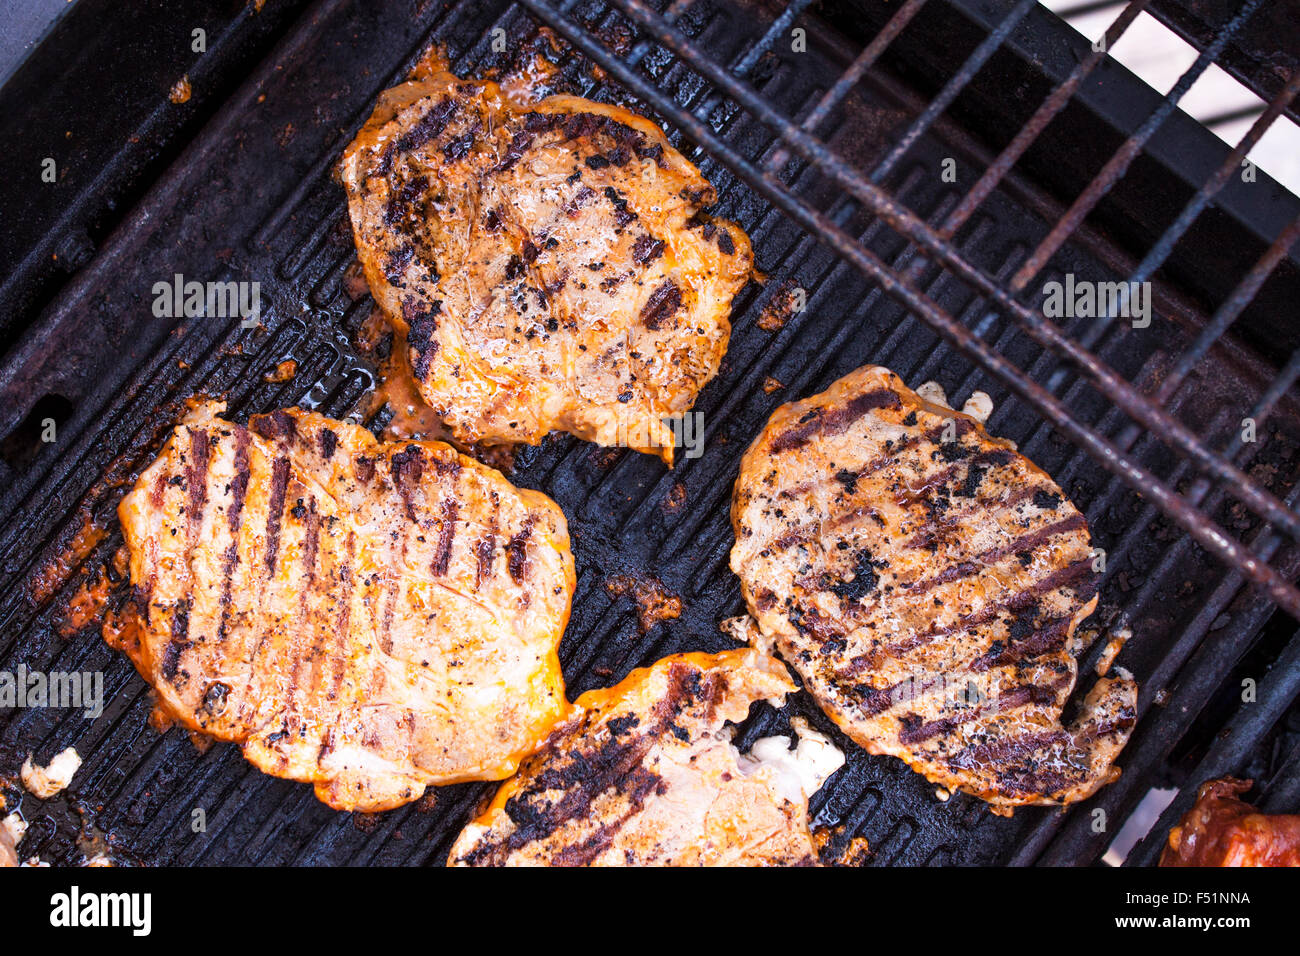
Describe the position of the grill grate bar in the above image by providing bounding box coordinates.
[938,0,1153,239]
[777,0,930,157]
[1123,625,1300,867]
[1129,69,1300,289]
[1157,213,1300,405]
[868,0,1041,184]
[573,0,1300,551]
[729,0,817,77]
[1007,0,1267,292]
[518,0,1300,616]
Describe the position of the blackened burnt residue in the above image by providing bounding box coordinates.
[830,549,881,603]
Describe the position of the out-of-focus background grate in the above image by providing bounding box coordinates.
[1042,0,1300,193]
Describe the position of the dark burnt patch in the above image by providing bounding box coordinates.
[639,279,682,330]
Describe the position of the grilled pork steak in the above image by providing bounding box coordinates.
[1161,778,1300,867]
[340,68,752,464]
[111,402,574,811]
[729,366,1137,810]
[449,650,842,866]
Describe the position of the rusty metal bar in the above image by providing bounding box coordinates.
[938,0,1153,239]
[1156,211,1300,404]
[573,0,1300,544]
[1008,0,1267,292]
[869,0,1041,184]
[518,0,1300,616]
[1133,70,1300,288]
[765,0,930,173]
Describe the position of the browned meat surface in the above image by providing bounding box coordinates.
[1161,778,1300,867]
[449,650,841,866]
[340,67,752,463]
[0,821,17,867]
[729,365,1137,811]
[111,401,574,811]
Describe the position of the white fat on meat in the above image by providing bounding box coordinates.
[736,717,845,804]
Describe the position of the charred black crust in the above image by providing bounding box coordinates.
[639,279,682,330]
[404,298,443,380]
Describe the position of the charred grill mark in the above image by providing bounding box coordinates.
[442,123,478,162]
[327,533,357,704]
[355,456,375,484]
[639,279,681,330]
[405,298,442,380]
[384,174,429,225]
[897,678,1066,746]
[432,497,459,577]
[860,613,1075,718]
[949,728,1070,771]
[903,514,1088,597]
[770,389,902,453]
[550,768,665,866]
[319,428,338,461]
[264,456,292,574]
[380,531,409,658]
[838,557,1097,677]
[564,185,594,217]
[495,130,534,173]
[393,97,458,154]
[252,410,297,441]
[383,244,415,284]
[631,234,664,264]
[475,529,496,589]
[904,481,1046,550]
[461,664,706,865]
[161,600,192,682]
[716,228,736,256]
[215,428,252,644]
[777,436,920,502]
[506,517,535,584]
[390,445,425,523]
[602,186,636,227]
[970,615,1074,672]
[150,469,169,509]
[183,427,210,546]
[285,497,321,726]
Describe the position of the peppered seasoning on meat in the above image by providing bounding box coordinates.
[340,68,752,464]
[728,365,1137,812]
[110,401,574,811]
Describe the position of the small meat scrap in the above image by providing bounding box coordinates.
[756,279,805,332]
[263,359,297,383]
[604,573,682,633]
[169,75,191,104]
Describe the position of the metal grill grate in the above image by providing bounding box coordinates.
[523,0,1300,616]
[1,0,1298,867]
